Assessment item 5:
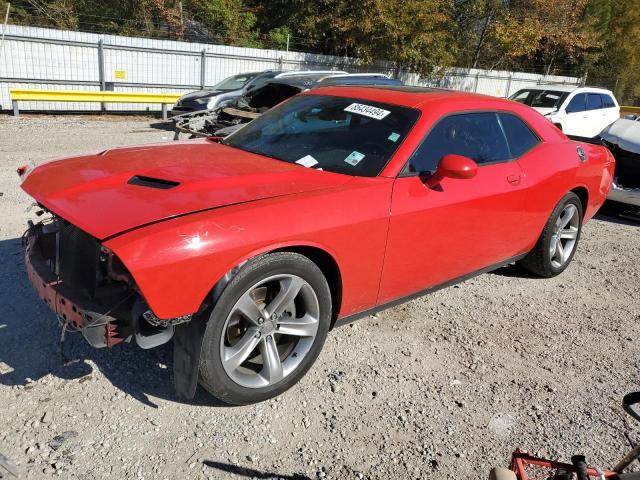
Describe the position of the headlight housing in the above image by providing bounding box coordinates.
[206,97,219,109]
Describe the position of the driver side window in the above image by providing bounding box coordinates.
[565,93,586,113]
[406,112,510,174]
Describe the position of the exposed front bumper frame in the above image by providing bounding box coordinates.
[24,231,126,348]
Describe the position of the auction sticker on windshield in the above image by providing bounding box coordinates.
[344,151,365,166]
[344,103,391,120]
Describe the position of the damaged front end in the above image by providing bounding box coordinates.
[601,118,640,210]
[173,81,303,139]
[23,214,190,349]
[608,145,640,208]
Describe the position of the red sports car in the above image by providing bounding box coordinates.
[20,86,614,404]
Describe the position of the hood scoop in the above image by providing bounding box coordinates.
[127,175,180,190]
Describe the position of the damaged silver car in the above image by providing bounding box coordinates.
[173,72,401,139]
[601,116,640,215]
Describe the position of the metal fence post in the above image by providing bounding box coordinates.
[505,74,512,98]
[473,72,480,92]
[12,99,19,117]
[200,49,206,89]
[97,39,106,111]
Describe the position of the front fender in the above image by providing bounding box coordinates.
[103,179,392,320]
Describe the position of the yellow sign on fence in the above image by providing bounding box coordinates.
[114,70,126,80]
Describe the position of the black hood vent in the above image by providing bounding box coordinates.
[127,175,180,190]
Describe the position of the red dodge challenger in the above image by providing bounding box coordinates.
[20,86,614,404]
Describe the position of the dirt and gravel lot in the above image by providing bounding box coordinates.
[0,114,639,480]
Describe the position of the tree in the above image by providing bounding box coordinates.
[584,0,612,40]
[452,0,505,69]
[249,0,457,76]
[1,0,636,94]
[184,0,260,46]
[589,0,640,103]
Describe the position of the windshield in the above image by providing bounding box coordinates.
[222,95,420,177]
[509,89,569,109]
[211,73,259,92]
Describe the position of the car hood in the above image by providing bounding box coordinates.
[533,107,558,116]
[601,118,640,154]
[21,140,351,240]
[178,89,227,102]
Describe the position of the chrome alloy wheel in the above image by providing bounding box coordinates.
[219,274,320,389]
[549,203,580,269]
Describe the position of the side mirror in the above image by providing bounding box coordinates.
[426,154,478,188]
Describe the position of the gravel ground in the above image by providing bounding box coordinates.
[1,114,639,480]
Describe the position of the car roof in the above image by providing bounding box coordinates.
[514,85,614,95]
[319,76,401,87]
[305,85,518,110]
[264,74,400,90]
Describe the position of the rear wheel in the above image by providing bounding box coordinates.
[199,252,331,405]
[520,192,583,277]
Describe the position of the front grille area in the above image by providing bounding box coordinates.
[58,219,101,294]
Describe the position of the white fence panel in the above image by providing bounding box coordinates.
[0,24,582,113]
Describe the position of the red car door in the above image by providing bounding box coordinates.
[377,111,536,305]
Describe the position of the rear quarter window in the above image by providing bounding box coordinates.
[498,113,540,158]
[601,94,616,108]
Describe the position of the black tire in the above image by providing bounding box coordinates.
[198,252,332,405]
[520,192,583,278]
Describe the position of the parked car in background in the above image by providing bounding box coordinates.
[19,86,614,405]
[509,86,619,138]
[170,70,348,116]
[600,116,640,214]
[174,72,400,138]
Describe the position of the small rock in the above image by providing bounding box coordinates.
[49,431,78,451]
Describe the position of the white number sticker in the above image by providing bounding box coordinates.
[344,103,391,120]
[295,155,319,168]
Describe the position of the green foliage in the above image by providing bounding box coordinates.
[589,0,640,103]
[585,0,612,39]
[266,25,291,50]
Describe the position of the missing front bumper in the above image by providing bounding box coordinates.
[24,219,188,350]
[24,223,132,348]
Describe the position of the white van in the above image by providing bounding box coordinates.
[509,86,619,138]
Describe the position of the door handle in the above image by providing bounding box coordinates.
[507,174,521,185]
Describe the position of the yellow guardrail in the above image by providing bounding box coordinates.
[620,105,640,116]
[9,88,182,119]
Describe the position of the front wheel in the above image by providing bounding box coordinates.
[199,252,332,405]
[520,192,583,277]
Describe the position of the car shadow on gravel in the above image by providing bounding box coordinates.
[148,120,176,132]
[594,211,640,227]
[488,263,540,279]
[202,460,311,479]
[0,237,232,409]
